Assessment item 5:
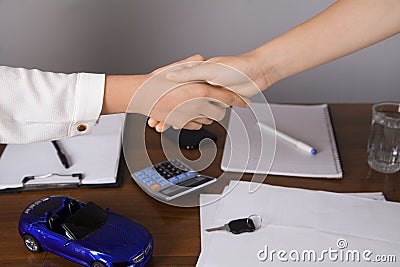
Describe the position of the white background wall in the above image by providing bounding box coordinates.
[0,0,399,103]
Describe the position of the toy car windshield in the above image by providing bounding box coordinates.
[62,201,108,240]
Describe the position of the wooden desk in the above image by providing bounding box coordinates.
[0,104,399,267]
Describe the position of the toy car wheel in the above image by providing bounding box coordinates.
[91,261,106,267]
[23,234,42,253]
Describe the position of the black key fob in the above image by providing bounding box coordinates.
[228,218,256,234]
[162,128,217,150]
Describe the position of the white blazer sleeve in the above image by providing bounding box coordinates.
[0,66,105,144]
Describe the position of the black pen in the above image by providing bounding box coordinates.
[51,141,70,169]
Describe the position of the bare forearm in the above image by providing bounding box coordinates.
[101,54,244,134]
[101,74,148,114]
[251,0,400,88]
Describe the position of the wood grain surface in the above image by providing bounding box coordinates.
[0,104,399,267]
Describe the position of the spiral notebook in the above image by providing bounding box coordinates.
[221,103,342,178]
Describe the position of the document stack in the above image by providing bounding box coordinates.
[198,181,400,266]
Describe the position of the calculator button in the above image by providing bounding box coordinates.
[141,177,152,182]
[150,184,161,190]
[136,174,148,179]
[155,178,165,184]
[168,177,178,184]
[186,171,197,178]
[177,173,187,181]
[159,180,169,186]
[145,181,155,186]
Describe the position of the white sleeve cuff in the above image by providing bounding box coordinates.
[68,72,105,137]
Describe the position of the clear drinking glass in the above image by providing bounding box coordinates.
[367,102,400,174]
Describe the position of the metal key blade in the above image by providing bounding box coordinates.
[206,224,230,232]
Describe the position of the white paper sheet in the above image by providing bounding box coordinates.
[221,104,342,178]
[0,114,125,190]
[198,183,399,266]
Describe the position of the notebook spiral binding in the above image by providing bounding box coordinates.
[324,106,342,175]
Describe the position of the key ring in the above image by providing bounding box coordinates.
[247,214,262,230]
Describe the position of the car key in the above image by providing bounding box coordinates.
[206,217,256,234]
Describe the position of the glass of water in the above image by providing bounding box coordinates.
[367,102,400,174]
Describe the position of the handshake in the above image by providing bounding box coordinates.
[128,54,271,132]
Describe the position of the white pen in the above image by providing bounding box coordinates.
[257,122,317,155]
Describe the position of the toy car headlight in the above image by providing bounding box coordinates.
[132,242,151,263]
[133,252,145,263]
[145,242,151,255]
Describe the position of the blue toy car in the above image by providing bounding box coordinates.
[19,196,153,267]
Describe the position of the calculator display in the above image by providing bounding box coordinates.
[159,175,215,197]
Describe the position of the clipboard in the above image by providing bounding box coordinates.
[0,114,126,192]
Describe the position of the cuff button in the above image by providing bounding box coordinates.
[77,124,87,132]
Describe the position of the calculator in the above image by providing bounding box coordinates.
[131,159,217,201]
